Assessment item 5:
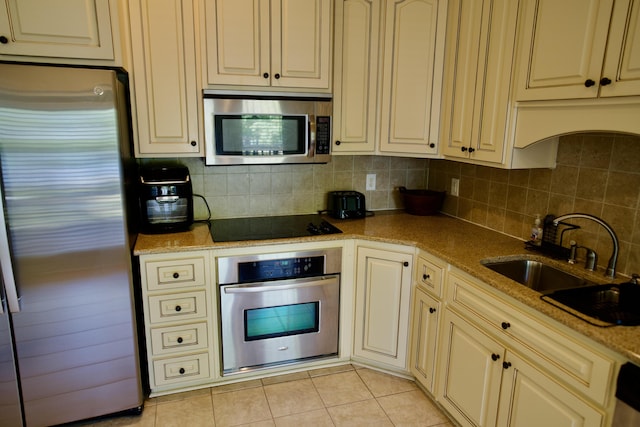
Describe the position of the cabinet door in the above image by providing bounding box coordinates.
[378,0,446,156]
[438,309,502,427]
[497,352,604,427]
[0,0,115,60]
[441,0,518,164]
[600,0,640,97]
[515,0,614,101]
[271,0,332,89]
[204,0,270,86]
[410,287,440,393]
[332,0,381,153]
[354,246,412,369]
[130,0,201,156]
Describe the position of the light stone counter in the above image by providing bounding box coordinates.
[134,211,640,365]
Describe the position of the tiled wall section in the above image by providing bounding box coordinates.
[428,133,640,277]
[152,155,429,219]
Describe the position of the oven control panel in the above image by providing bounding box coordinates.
[238,256,324,282]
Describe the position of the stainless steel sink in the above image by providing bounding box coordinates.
[482,258,595,292]
[544,282,640,326]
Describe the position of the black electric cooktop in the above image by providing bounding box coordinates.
[210,214,342,242]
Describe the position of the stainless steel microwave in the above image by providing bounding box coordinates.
[204,93,332,165]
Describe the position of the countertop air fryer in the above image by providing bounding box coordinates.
[139,165,194,233]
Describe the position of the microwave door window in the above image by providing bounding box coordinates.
[215,115,307,155]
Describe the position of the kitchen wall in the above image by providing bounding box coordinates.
[163,155,429,219]
[428,133,640,277]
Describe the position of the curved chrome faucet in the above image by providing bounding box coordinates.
[553,213,619,279]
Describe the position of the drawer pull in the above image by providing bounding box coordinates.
[501,322,510,330]
[491,353,500,361]
[179,368,185,375]
[503,361,512,370]
[177,337,183,344]
[173,272,180,279]
[175,305,182,312]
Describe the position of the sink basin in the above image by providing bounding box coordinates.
[482,258,594,292]
[544,282,640,326]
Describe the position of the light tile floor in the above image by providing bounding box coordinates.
[74,364,454,427]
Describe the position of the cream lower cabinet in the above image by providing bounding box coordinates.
[139,251,215,394]
[0,0,121,64]
[353,243,413,370]
[410,286,441,393]
[437,267,623,427]
[129,0,202,157]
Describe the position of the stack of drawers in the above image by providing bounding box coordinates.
[139,251,214,392]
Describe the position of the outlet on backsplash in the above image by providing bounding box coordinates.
[450,178,459,197]
[366,174,376,190]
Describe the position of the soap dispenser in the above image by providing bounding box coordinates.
[530,214,543,245]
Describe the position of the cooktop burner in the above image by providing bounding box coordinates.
[210,214,342,242]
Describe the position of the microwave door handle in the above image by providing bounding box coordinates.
[0,186,20,313]
[308,114,314,157]
[223,276,336,294]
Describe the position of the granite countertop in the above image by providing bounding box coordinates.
[134,211,640,365]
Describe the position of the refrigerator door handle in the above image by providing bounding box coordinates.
[0,187,20,313]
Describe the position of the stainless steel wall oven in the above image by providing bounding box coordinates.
[218,248,341,375]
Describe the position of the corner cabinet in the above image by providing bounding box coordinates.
[515,0,640,101]
[203,0,333,91]
[139,251,216,394]
[332,0,447,157]
[129,0,203,157]
[440,0,519,164]
[0,0,122,65]
[353,243,413,370]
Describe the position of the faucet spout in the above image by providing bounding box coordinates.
[552,213,619,279]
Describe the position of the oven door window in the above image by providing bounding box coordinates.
[215,114,307,155]
[244,302,319,341]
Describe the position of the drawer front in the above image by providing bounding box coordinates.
[145,255,207,291]
[447,269,616,405]
[150,322,209,356]
[153,353,210,387]
[148,291,207,324]
[416,254,444,297]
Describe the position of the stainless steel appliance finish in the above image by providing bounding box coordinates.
[218,248,341,374]
[204,95,332,165]
[0,63,143,426]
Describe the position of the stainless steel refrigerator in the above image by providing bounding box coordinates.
[0,63,143,426]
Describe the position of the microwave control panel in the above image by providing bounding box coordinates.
[316,116,331,154]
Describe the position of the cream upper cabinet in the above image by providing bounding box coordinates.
[332,0,381,153]
[129,0,202,156]
[378,0,446,156]
[515,0,640,101]
[203,0,332,91]
[353,243,413,370]
[0,0,120,63]
[440,0,519,164]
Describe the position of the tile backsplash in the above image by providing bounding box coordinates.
[428,133,640,277]
[142,132,639,277]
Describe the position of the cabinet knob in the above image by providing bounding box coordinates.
[468,147,475,153]
[274,73,281,79]
[190,140,197,147]
[429,307,436,314]
[501,321,511,330]
[584,79,596,87]
[491,353,500,361]
[177,337,183,344]
[335,140,341,146]
[423,274,430,280]
[0,36,8,44]
[173,272,180,279]
[502,361,512,370]
[403,261,409,267]
[461,147,468,152]
[179,368,186,375]
[600,77,612,86]
[175,305,182,312]
[429,143,435,148]
[263,72,269,79]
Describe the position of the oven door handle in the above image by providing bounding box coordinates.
[222,276,337,294]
